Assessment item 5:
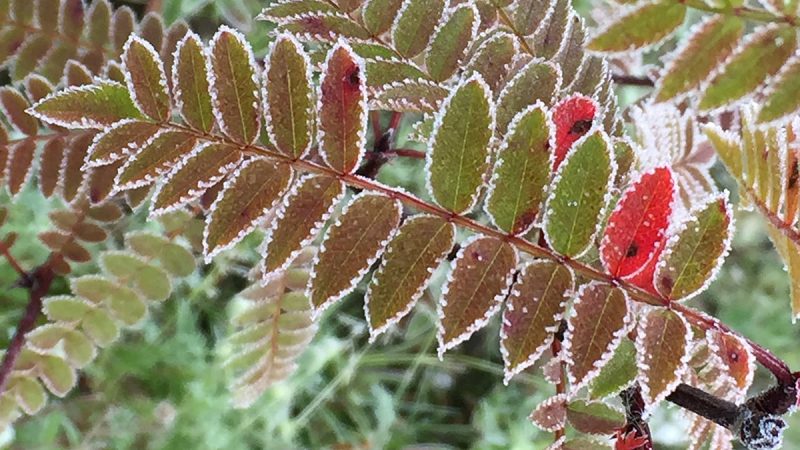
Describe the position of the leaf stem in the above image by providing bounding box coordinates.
[678,0,798,26]
[0,237,27,279]
[0,263,54,393]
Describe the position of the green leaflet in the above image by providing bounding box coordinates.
[566,400,625,435]
[365,58,428,88]
[425,4,478,82]
[29,81,142,129]
[636,309,690,407]
[12,376,46,415]
[564,282,629,392]
[261,175,345,277]
[391,0,445,58]
[209,26,262,144]
[173,32,214,133]
[365,216,455,339]
[587,2,686,52]
[556,14,586,88]
[122,36,171,122]
[86,0,111,47]
[759,56,800,123]
[37,354,77,397]
[655,195,732,301]
[151,143,242,215]
[351,42,396,60]
[655,16,744,102]
[438,236,517,356]
[512,0,551,36]
[318,43,367,173]
[43,296,92,322]
[495,61,560,135]
[544,130,615,258]
[266,34,314,158]
[426,76,494,214]
[465,32,517,93]
[204,158,293,259]
[362,0,404,35]
[500,261,573,383]
[81,308,119,347]
[699,25,797,111]
[12,34,51,82]
[589,338,637,400]
[309,193,402,314]
[486,105,553,235]
[531,0,571,59]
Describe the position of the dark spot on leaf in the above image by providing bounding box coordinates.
[788,160,798,189]
[569,119,592,135]
[346,66,360,87]
[660,276,673,292]
[626,243,638,258]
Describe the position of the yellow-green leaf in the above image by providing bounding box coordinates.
[122,36,171,121]
[29,81,143,129]
[655,16,744,102]
[655,194,732,301]
[425,4,478,82]
[587,2,686,52]
[486,104,553,235]
[544,130,615,258]
[636,308,690,408]
[699,25,796,111]
[173,32,214,133]
[391,0,445,58]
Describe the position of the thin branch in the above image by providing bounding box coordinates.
[0,264,54,393]
[612,74,655,88]
[0,238,27,280]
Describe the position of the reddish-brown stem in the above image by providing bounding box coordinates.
[0,240,27,279]
[0,264,54,393]
[166,120,794,382]
[370,111,382,141]
[612,74,655,88]
[388,112,403,132]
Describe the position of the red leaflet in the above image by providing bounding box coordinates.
[601,167,674,278]
[552,94,598,170]
[614,429,650,450]
[626,244,663,295]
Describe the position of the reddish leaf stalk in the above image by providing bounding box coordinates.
[0,240,27,279]
[0,263,54,393]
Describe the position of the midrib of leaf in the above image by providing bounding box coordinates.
[512,266,560,366]
[338,68,351,169]
[648,313,673,393]
[286,65,299,155]
[564,155,591,253]
[377,221,449,318]
[314,199,394,298]
[447,242,505,337]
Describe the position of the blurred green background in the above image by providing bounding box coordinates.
[0,0,798,449]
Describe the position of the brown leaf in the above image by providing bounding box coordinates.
[309,193,402,315]
[501,261,573,383]
[204,158,293,259]
[563,282,629,392]
[438,236,517,356]
[637,308,690,408]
